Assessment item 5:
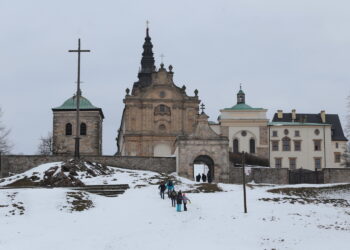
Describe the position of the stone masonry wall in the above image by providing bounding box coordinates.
[0,155,176,178]
[229,167,291,185]
[53,110,103,156]
[323,168,350,183]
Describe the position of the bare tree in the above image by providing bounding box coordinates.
[344,94,350,167]
[0,107,12,154]
[37,132,54,155]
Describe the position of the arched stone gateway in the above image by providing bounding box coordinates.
[175,112,230,183]
[193,155,214,181]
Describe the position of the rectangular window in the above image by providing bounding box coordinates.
[289,158,296,170]
[272,131,278,137]
[282,138,291,151]
[294,140,301,151]
[275,158,282,168]
[295,130,300,137]
[314,140,322,151]
[272,141,279,151]
[334,153,341,163]
[314,158,322,169]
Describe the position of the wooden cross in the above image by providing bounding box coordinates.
[68,38,90,159]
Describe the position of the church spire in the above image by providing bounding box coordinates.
[139,24,155,75]
[237,84,245,104]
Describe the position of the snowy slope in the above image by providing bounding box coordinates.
[0,163,350,250]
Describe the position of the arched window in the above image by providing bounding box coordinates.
[233,139,239,153]
[282,137,291,151]
[65,123,72,136]
[154,104,171,116]
[80,123,87,136]
[250,138,255,154]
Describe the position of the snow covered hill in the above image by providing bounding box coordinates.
[0,162,350,250]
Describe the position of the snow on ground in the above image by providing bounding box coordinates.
[0,163,350,250]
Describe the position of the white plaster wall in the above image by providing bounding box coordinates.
[331,141,348,168]
[228,126,259,153]
[220,110,267,120]
[269,125,340,170]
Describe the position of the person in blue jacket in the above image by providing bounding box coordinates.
[166,180,174,197]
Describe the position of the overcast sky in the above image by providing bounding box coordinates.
[0,0,349,155]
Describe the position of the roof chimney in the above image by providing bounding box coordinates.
[320,110,326,123]
[277,110,283,119]
[292,109,296,121]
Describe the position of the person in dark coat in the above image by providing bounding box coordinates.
[207,170,212,183]
[158,182,166,199]
[170,190,177,207]
[176,191,183,212]
[201,173,207,182]
[196,174,201,182]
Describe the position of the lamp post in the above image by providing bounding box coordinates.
[242,151,247,213]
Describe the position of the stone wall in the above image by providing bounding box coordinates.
[323,168,350,183]
[229,167,350,184]
[229,167,289,184]
[0,155,176,177]
[53,110,103,156]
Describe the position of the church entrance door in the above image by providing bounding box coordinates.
[193,155,214,182]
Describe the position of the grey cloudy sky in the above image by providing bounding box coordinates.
[0,0,349,155]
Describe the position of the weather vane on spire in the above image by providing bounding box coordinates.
[240,83,242,90]
[146,20,149,29]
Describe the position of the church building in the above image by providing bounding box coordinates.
[116,28,200,157]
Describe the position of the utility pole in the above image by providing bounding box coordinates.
[68,39,90,159]
[242,151,247,213]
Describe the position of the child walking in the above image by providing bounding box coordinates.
[182,193,191,211]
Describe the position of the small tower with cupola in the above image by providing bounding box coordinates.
[52,95,104,156]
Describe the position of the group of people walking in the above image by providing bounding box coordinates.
[196,170,212,183]
[158,180,191,212]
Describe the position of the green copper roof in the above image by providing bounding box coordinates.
[237,89,245,95]
[54,96,99,110]
[224,103,264,111]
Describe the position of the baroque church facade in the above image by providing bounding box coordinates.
[116,28,200,157]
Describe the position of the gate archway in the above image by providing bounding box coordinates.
[193,155,214,182]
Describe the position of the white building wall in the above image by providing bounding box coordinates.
[228,126,260,153]
[331,141,348,168]
[269,125,335,170]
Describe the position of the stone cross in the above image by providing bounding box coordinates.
[200,103,205,114]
